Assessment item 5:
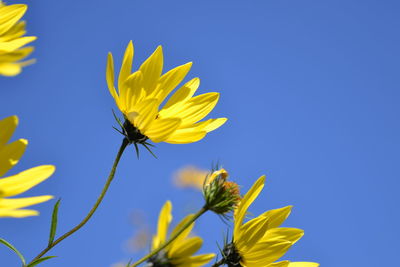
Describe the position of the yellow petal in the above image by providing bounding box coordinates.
[127,98,159,133]
[0,195,53,210]
[168,214,195,253]
[0,115,18,147]
[244,240,292,266]
[124,71,144,111]
[0,165,55,197]
[0,21,26,42]
[162,77,200,111]
[0,36,36,52]
[0,208,38,218]
[152,200,172,250]
[262,228,304,245]
[182,254,216,267]
[234,175,266,239]
[0,4,26,35]
[106,52,120,106]
[145,118,181,143]
[175,92,220,127]
[165,130,207,144]
[169,237,202,259]
[118,41,134,92]
[0,46,34,62]
[236,216,270,252]
[140,46,163,95]
[0,139,27,177]
[259,206,293,228]
[153,62,192,103]
[0,62,22,76]
[267,261,290,267]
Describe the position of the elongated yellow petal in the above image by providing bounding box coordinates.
[0,4,26,35]
[259,206,293,229]
[0,139,27,177]
[106,52,119,104]
[0,62,22,76]
[0,208,38,218]
[262,228,304,245]
[243,240,292,266]
[140,46,163,95]
[0,36,36,52]
[165,130,207,144]
[0,46,33,62]
[182,254,215,267]
[237,216,270,253]
[234,175,266,239]
[152,201,172,250]
[169,237,203,259]
[124,71,144,111]
[0,21,26,42]
[267,261,290,267]
[153,62,192,103]
[118,41,134,92]
[0,115,18,147]
[145,118,181,143]
[0,195,53,210]
[127,98,159,133]
[168,214,195,254]
[0,165,55,197]
[162,77,200,111]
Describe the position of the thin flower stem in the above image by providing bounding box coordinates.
[130,206,209,267]
[28,138,129,264]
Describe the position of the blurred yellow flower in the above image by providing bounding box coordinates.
[0,1,36,76]
[0,116,54,218]
[221,176,319,267]
[173,165,209,189]
[149,201,215,267]
[107,41,227,144]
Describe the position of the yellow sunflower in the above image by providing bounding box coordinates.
[106,41,227,145]
[149,201,215,267]
[0,116,54,218]
[0,1,36,76]
[218,176,319,267]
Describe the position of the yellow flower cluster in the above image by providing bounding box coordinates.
[0,116,54,217]
[0,1,36,76]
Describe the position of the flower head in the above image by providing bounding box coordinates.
[0,2,36,76]
[219,176,318,267]
[107,41,227,146]
[203,168,241,215]
[0,116,54,218]
[148,201,215,267]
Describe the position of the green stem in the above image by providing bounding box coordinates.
[28,138,129,265]
[130,206,208,267]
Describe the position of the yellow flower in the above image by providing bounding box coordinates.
[149,201,215,267]
[0,1,36,76]
[173,165,209,190]
[221,176,318,267]
[0,116,54,218]
[107,41,227,144]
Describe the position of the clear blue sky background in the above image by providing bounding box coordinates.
[1,0,399,266]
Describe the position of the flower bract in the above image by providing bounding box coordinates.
[107,41,227,144]
[0,116,54,218]
[0,1,36,76]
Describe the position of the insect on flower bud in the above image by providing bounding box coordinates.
[203,168,241,215]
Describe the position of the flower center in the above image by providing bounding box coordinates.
[223,243,243,267]
[123,119,148,144]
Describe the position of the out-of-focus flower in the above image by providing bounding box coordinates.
[0,2,36,76]
[173,165,209,190]
[147,201,215,267]
[218,176,319,267]
[107,41,227,145]
[0,116,54,218]
[203,168,241,215]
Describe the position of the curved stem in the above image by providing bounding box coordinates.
[130,206,208,267]
[28,138,129,264]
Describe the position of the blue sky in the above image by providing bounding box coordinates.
[1,0,399,266]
